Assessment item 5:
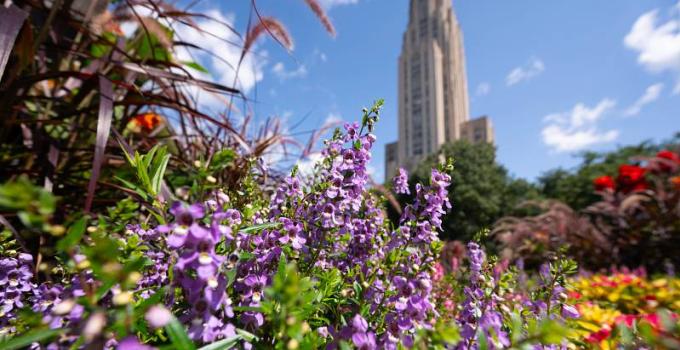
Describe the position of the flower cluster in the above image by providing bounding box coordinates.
[392,168,410,195]
[569,271,680,347]
[593,149,680,193]
[159,202,237,342]
[0,253,35,335]
[105,109,453,349]
[456,242,510,349]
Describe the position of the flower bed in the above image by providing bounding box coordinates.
[0,102,678,349]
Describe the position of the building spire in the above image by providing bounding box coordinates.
[384,0,494,182]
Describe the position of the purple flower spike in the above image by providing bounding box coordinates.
[392,168,410,195]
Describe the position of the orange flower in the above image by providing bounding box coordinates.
[671,176,680,191]
[130,113,163,132]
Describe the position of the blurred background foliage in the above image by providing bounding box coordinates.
[389,134,680,272]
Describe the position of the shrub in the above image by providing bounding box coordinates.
[494,149,680,272]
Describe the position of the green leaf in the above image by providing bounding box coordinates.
[183,61,210,74]
[56,216,87,252]
[165,317,196,350]
[437,324,460,344]
[0,329,64,350]
[196,335,242,350]
[239,222,279,234]
[235,329,258,343]
[210,149,237,171]
[151,154,170,195]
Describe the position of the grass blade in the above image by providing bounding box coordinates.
[239,222,279,234]
[85,76,114,212]
[0,4,28,81]
[0,329,64,350]
[196,335,242,350]
[165,317,196,350]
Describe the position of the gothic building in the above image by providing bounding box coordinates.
[385,0,494,181]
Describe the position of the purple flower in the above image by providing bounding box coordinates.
[117,336,155,350]
[352,314,368,333]
[170,202,205,226]
[392,168,410,195]
[352,331,377,350]
[561,304,580,319]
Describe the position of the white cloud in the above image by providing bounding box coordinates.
[296,152,323,177]
[624,83,664,116]
[118,8,268,111]
[476,82,491,96]
[506,57,545,86]
[542,99,619,152]
[313,48,328,62]
[173,9,266,97]
[323,112,343,127]
[272,62,308,80]
[318,0,359,10]
[624,4,680,93]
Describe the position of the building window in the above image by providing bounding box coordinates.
[419,18,427,38]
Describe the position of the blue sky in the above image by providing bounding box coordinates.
[182,0,680,182]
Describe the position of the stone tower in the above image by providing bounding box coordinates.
[385,0,494,182]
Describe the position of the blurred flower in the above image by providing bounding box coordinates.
[671,176,680,191]
[129,113,164,132]
[117,336,156,350]
[593,175,615,191]
[656,150,680,172]
[617,164,647,193]
[145,305,172,329]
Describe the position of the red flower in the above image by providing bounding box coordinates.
[585,326,611,343]
[658,150,680,162]
[656,150,680,173]
[617,164,647,193]
[593,175,615,191]
[615,314,637,327]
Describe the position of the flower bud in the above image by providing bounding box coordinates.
[286,316,296,326]
[102,262,122,275]
[83,312,107,341]
[113,291,133,306]
[49,225,66,237]
[127,272,142,284]
[76,259,91,270]
[52,299,76,315]
[145,305,172,329]
[287,339,299,350]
